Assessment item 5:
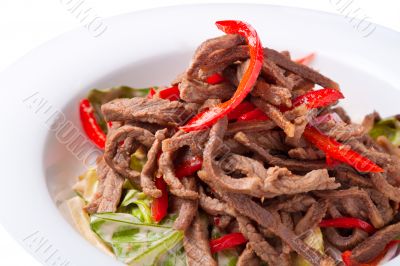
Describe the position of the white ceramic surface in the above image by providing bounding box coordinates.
[0,4,399,266]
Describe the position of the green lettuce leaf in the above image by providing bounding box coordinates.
[120,189,152,224]
[87,86,152,132]
[293,227,324,266]
[369,117,400,146]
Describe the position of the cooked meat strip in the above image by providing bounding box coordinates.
[315,117,364,142]
[234,131,328,171]
[288,147,325,160]
[376,135,400,157]
[227,120,276,135]
[222,193,335,266]
[245,130,288,152]
[85,157,110,214]
[174,177,199,231]
[252,97,295,137]
[263,47,339,89]
[295,201,328,235]
[370,173,400,202]
[140,129,167,198]
[104,125,155,183]
[125,121,165,134]
[251,80,292,107]
[261,59,294,89]
[286,73,314,91]
[351,222,400,263]
[179,76,235,103]
[187,34,245,79]
[314,188,385,228]
[198,186,230,216]
[267,194,317,213]
[324,228,368,251]
[335,169,373,188]
[162,129,209,155]
[366,188,395,225]
[331,107,352,124]
[101,97,195,126]
[237,243,261,266]
[183,214,217,266]
[97,169,125,213]
[222,138,248,155]
[361,111,380,133]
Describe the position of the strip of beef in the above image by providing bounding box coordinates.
[314,115,364,142]
[263,47,339,90]
[227,120,276,135]
[85,157,110,214]
[295,200,328,235]
[140,129,167,198]
[286,73,314,91]
[162,129,209,156]
[331,107,352,124]
[314,188,385,228]
[251,80,292,107]
[179,76,235,103]
[288,147,325,160]
[351,222,400,263]
[261,59,294,89]
[361,111,380,133]
[234,131,328,171]
[377,135,400,157]
[252,97,295,137]
[222,193,335,266]
[245,130,289,152]
[104,125,155,183]
[237,215,289,265]
[267,194,317,213]
[237,243,261,266]
[97,169,125,213]
[335,169,373,188]
[324,228,368,251]
[183,214,217,266]
[370,173,400,202]
[173,177,199,231]
[199,186,231,216]
[101,97,195,126]
[365,188,395,225]
[222,138,248,155]
[187,34,245,79]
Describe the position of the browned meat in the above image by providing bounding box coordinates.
[288,147,325,160]
[366,188,395,225]
[370,173,400,202]
[251,80,292,107]
[332,107,352,124]
[187,34,245,79]
[315,118,364,142]
[227,120,276,135]
[335,169,373,188]
[179,76,235,103]
[351,222,400,263]
[140,129,167,198]
[295,201,328,235]
[245,130,288,152]
[183,214,217,266]
[234,131,328,171]
[361,111,380,133]
[198,186,230,216]
[261,59,294,89]
[324,228,368,251]
[101,97,195,126]
[237,244,261,266]
[162,129,209,155]
[173,177,199,231]
[267,194,317,213]
[104,125,154,183]
[376,135,400,157]
[263,47,339,89]
[97,169,125,213]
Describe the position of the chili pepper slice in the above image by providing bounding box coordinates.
[303,126,384,173]
[237,108,269,121]
[295,52,315,65]
[147,88,157,99]
[206,73,225,85]
[79,99,107,149]
[210,232,248,254]
[175,156,203,178]
[227,101,256,120]
[151,176,169,222]
[291,88,344,109]
[319,217,376,234]
[181,20,263,132]
[158,85,180,101]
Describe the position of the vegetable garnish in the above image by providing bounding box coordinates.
[206,73,225,85]
[79,99,107,149]
[237,108,269,121]
[370,116,400,146]
[319,217,376,234]
[295,52,316,65]
[210,233,248,254]
[158,85,180,101]
[151,177,169,222]
[147,88,157,98]
[227,101,256,121]
[175,156,203,179]
[303,126,384,173]
[181,20,263,132]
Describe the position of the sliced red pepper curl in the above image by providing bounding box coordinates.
[295,52,316,65]
[291,88,344,109]
[147,88,157,99]
[227,101,256,121]
[319,217,376,234]
[237,108,269,121]
[175,156,203,178]
[151,177,169,222]
[210,232,248,254]
[303,126,384,173]
[206,73,225,85]
[341,250,353,266]
[79,99,107,149]
[181,20,263,132]
[158,85,180,101]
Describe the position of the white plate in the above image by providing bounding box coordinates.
[0,4,399,266]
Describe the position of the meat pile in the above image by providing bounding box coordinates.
[85,34,400,266]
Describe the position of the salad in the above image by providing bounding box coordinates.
[67,20,400,266]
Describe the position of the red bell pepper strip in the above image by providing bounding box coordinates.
[237,108,269,121]
[151,176,169,222]
[319,217,376,234]
[342,240,400,266]
[175,156,203,178]
[181,20,263,132]
[291,88,344,109]
[210,232,248,254]
[206,73,225,85]
[79,99,107,149]
[158,85,180,101]
[303,126,384,173]
[147,88,157,99]
[227,101,256,120]
[295,52,315,65]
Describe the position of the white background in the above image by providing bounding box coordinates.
[0,0,399,265]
